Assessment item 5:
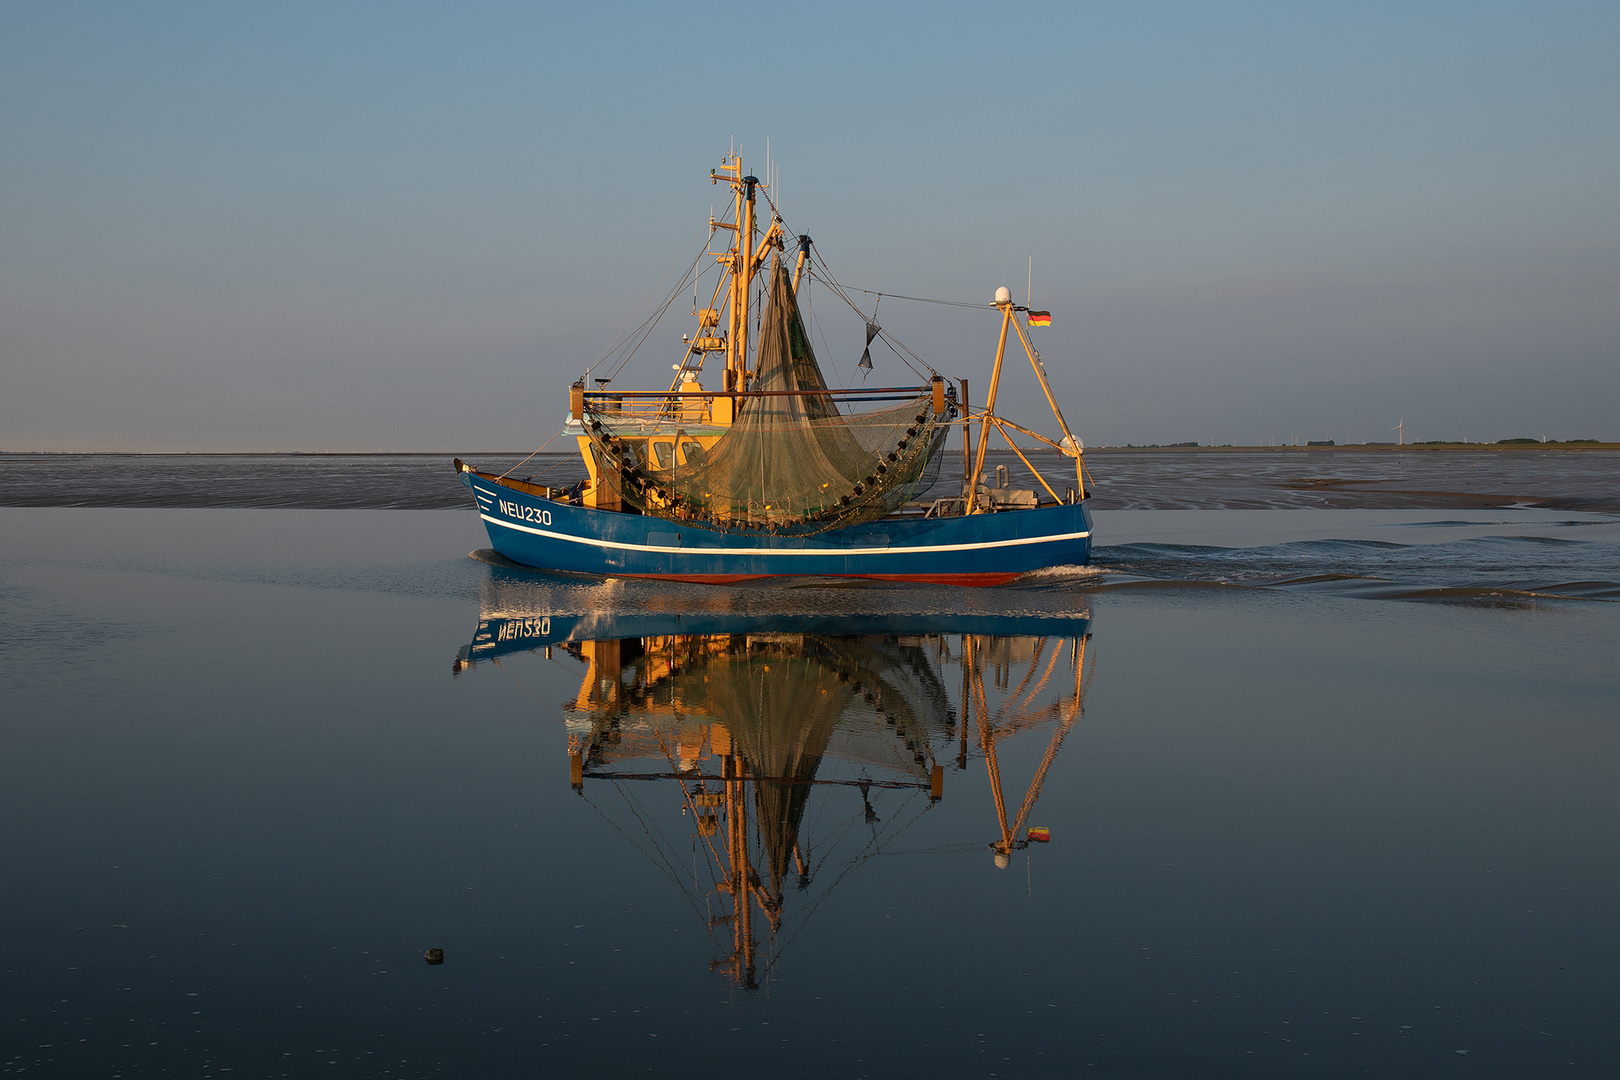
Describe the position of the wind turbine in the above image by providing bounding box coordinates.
[1391,417,1405,446]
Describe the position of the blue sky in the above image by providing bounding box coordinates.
[2,1,1616,450]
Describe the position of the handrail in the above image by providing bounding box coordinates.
[585,386,931,399]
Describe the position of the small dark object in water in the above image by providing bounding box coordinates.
[424,948,445,965]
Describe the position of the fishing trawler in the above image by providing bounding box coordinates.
[456,151,1092,584]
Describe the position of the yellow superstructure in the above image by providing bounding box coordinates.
[569,153,787,508]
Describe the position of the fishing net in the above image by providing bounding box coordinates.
[582,257,955,531]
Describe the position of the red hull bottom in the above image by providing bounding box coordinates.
[620,571,1024,587]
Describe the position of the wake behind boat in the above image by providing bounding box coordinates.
[457,151,1093,585]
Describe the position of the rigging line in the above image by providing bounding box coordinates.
[618,780,695,886]
[769,792,933,963]
[803,257,933,380]
[650,728,684,776]
[876,331,931,380]
[603,266,699,383]
[609,225,711,355]
[826,282,990,309]
[796,759,874,866]
[658,737,735,874]
[805,248,879,325]
[546,651,588,676]
[995,636,1050,723]
[582,790,709,922]
[802,258,934,378]
[496,426,569,480]
[495,456,579,488]
[815,269,878,331]
[768,831,888,961]
[864,843,986,856]
[1015,640,1065,717]
[804,281,846,389]
[610,782,709,916]
[584,226,711,378]
[876,788,937,849]
[611,249,709,375]
[592,299,679,379]
[805,804,869,880]
[877,326,935,374]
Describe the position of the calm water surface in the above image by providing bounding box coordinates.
[2,498,1618,1078]
[4,449,1616,512]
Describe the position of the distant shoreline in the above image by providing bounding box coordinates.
[3,444,1616,457]
[1086,442,1620,454]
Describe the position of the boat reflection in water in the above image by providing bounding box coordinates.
[454,585,1095,989]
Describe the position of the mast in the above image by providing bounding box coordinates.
[722,750,758,988]
[712,156,756,393]
[711,154,782,397]
[736,172,756,391]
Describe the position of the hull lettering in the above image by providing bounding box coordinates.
[495,617,551,641]
[499,500,553,527]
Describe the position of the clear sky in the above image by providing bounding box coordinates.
[2,1,1616,451]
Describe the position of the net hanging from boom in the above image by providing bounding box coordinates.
[582,257,955,532]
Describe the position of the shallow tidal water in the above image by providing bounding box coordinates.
[3,483,1619,1077]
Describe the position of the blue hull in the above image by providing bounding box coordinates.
[463,469,1091,585]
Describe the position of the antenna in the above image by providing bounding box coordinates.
[1027,256,1033,307]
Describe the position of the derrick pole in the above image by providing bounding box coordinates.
[957,633,970,770]
[1009,314,1084,495]
[959,379,970,504]
[968,304,1015,513]
[792,235,812,293]
[1006,635,1089,841]
[967,636,1014,855]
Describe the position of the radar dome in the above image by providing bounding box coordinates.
[994,286,1012,305]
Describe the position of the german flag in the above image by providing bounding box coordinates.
[1026,310,1051,327]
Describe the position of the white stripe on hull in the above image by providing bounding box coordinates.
[479,512,1089,557]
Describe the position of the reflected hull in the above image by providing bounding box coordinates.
[462,609,1092,663]
[466,471,1092,585]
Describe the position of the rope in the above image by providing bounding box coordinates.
[496,426,569,480]
[579,192,951,395]
[768,790,936,969]
[581,788,709,923]
[831,283,990,310]
[802,261,934,379]
[601,256,703,384]
[584,225,713,383]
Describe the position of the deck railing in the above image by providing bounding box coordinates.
[581,385,937,426]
